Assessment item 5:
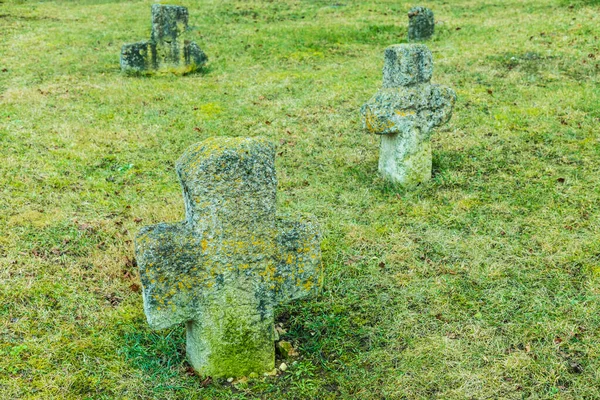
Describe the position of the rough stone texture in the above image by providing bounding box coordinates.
[135,137,322,378]
[382,45,432,88]
[408,6,435,41]
[361,44,456,186]
[120,4,207,74]
[120,41,153,72]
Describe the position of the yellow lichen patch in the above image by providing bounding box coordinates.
[395,109,416,117]
[302,279,314,291]
[364,106,395,133]
[260,262,277,280]
[201,239,208,252]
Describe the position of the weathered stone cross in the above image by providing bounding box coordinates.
[135,137,322,377]
[361,44,456,186]
[120,4,207,74]
[408,6,435,41]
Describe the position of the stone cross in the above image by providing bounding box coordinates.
[360,44,456,186]
[135,137,322,378]
[121,4,207,74]
[408,6,435,41]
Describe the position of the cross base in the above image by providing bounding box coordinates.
[186,283,275,378]
[379,132,432,187]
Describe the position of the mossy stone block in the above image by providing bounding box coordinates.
[408,6,435,41]
[120,41,153,73]
[383,44,432,88]
[135,137,322,378]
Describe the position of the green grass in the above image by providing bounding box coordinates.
[1,0,599,398]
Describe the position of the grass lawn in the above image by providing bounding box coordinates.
[1,0,599,398]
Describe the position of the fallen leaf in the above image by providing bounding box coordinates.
[554,337,563,344]
[78,223,92,231]
[569,362,583,373]
[124,256,137,269]
[105,293,122,306]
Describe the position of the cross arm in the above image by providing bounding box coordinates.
[135,222,208,330]
[360,84,456,137]
[273,214,322,304]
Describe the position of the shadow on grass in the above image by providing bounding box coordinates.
[120,322,188,381]
[119,65,213,79]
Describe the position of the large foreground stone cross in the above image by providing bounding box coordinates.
[361,44,456,186]
[135,137,322,377]
[120,4,208,74]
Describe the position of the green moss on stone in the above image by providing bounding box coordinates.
[134,136,322,377]
[120,4,207,76]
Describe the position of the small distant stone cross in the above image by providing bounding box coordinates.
[361,44,456,186]
[135,137,322,377]
[120,4,207,74]
[408,6,435,41]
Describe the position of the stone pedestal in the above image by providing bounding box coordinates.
[379,131,432,186]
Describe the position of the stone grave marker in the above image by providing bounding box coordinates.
[360,44,456,186]
[135,136,322,377]
[408,6,435,41]
[121,4,207,74]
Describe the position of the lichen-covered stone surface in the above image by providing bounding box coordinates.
[382,44,432,88]
[408,6,435,41]
[360,44,456,186]
[120,4,207,75]
[135,136,322,378]
[120,41,153,72]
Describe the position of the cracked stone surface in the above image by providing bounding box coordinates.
[408,6,435,41]
[120,4,207,74]
[361,44,456,186]
[135,136,322,377]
